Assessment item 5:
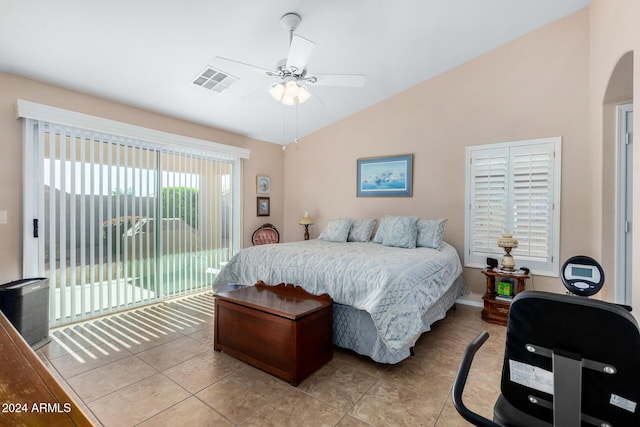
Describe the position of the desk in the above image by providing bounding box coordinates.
[0,311,93,426]
[481,269,530,326]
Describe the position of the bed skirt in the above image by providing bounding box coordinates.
[332,274,465,364]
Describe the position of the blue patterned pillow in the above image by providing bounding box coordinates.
[319,218,353,243]
[347,218,377,242]
[382,216,419,248]
[416,218,448,249]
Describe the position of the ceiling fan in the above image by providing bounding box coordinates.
[215,12,366,105]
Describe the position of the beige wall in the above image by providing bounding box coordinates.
[588,0,639,309]
[283,9,591,299]
[0,72,284,284]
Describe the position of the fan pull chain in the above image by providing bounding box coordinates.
[294,104,299,144]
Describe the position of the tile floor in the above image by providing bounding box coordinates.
[37,292,506,426]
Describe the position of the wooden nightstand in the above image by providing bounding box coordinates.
[481,269,530,326]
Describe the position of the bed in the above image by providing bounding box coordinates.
[212,217,464,364]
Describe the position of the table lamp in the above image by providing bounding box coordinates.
[299,212,314,240]
[497,233,518,271]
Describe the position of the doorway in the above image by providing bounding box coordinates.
[616,103,633,305]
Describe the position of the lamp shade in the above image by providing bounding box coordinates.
[295,85,311,103]
[497,233,518,249]
[268,83,285,101]
[299,211,314,225]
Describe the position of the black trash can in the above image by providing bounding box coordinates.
[0,278,51,350]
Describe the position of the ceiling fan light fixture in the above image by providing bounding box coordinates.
[270,80,311,105]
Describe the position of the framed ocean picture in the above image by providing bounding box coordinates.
[357,154,413,197]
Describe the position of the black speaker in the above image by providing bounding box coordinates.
[486,257,499,268]
[0,278,51,350]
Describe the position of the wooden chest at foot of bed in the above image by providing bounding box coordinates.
[214,281,333,386]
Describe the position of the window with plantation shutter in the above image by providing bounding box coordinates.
[465,137,561,276]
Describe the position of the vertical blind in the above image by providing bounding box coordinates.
[465,138,561,275]
[24,116,242,326]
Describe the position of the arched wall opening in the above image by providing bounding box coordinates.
[601,50,633,303]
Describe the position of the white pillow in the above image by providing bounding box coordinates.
[381,216,419,249]
[416,218,448,249]
[318,218,353,243]
[347,218,377,242]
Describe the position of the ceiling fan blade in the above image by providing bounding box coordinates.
[213,56,273,76]
[308,73,366,87]
[286,35,315,73]
[239,83,274,100]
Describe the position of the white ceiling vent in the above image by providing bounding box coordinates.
[192,66,238,93]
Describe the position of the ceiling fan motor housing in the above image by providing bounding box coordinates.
[274,58,308,79]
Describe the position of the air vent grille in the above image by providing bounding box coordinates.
[192,67,238,93]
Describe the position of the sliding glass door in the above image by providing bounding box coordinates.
[24,120,236,327]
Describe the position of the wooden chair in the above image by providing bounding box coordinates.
[252,223,280,245]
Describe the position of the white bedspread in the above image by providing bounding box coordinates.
[213,240,462,355]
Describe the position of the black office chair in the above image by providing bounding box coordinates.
[453,290,640,427]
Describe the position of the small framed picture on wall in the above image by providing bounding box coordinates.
[257,197,270,216]
[257,176,271,194]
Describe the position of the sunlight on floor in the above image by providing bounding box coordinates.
[47,292,215,364]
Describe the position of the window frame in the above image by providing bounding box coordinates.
[464,137,562,277]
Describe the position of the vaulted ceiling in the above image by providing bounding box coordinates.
[0,0,591,145]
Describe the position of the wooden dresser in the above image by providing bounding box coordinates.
[214,281,333,386]
[0,311,93,426]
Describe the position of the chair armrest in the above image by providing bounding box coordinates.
[452,331,501,427]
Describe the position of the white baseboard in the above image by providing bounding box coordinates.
[455,294,484,308]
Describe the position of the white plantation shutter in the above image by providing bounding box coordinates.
[469,148,508,257]
[511,144,555,262]
[465,138,561,276]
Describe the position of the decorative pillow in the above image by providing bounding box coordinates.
[347,218,377,242]
[372,216,389,243]
[416,218,448,249]
[318,218,353,243]
[382,216,419,249]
